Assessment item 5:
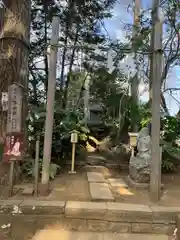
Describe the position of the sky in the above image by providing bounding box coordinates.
[104,0,180,115]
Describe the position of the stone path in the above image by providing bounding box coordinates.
[87,172,107,183]
[87,172,131,201]
[108,178,128,188]
[87,172,114,201]
[22,187,34,196]
[89,182,114,201]
[32,230,170,240]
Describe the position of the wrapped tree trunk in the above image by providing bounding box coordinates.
[0,0,31,141]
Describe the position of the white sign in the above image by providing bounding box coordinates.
[70,131,78,143]
[7,84,22,133]
[1,92,8,111]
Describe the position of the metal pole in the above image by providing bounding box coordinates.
[41,16,60,188]
[34,136,40,196]
[150,0,163,202]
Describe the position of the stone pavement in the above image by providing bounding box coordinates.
[87,172,130,201]
[87,172,115,201]
[87,172,107,183]
[89,183,114,201]
[0,200,178,238]
[108,178,128,188]
[32,230,170,240]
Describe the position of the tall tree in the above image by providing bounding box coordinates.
[0,0,31,139]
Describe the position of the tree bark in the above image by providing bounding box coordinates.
[63,26,79,109]
[0,0,31,140]
[43,0,48,96]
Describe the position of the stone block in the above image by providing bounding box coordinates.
[0,200,22,214]
[20,200,65,214]
[151,206,180,224]
[62,218,87,231]
[33,230,104,240]
[103,233,169,240]
[106,202,152,223]
[108,178,128,188]
[0,214,12,239]
[65,201,107,220]
[107,222,131,233]
[35,215,64,230]
[84,166,111,178]
[132,223,152,233]
[11,215,36,240]
[152,223,175,235]
[87,172,106,183]
[87,220,108,232]
[22,187,34,196]
[37,217,88,232]
[89,183,114,201]
[129,156,150,183]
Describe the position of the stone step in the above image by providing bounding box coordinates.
[32,230,169,240]
[108,178,128,188]
[22,187,34,196]
[32,229,169,240]
[0,200,177,236]
[87,172,106,183]
[89,182,114,201]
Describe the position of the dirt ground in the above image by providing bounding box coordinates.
[1,166,180,206]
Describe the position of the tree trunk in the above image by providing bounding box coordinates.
[63,26,79,109]
[131,0,140,132]
[0,0,31,143]
[43,0,48,96]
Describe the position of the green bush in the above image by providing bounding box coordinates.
[21,158,60,179]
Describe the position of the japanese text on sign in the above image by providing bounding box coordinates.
[6,84,22,133]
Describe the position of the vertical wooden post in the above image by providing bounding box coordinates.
[131,147,135,157]
[150,0,163,202]
[131,0,140,132]
[71,143,76,173]
[8,161,15,197]
[34,136,40,196]
[41,16,60,189]
[69,130,77,174]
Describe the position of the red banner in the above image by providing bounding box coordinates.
[4,133,24,161]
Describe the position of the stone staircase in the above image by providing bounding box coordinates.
[0,199,178,239]
[0,156,178,239]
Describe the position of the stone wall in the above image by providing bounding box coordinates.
[0,200,178,239]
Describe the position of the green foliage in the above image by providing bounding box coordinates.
[89,67,131,140]
[162,116,180,142]
[161,116,180,172]
[139,104,151,128]
[21,158,60,179]
[28,105,89,162]
[161,158,175,172]
[136,104,180,173]
[127,102,151,131]
[28,0,118,167]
